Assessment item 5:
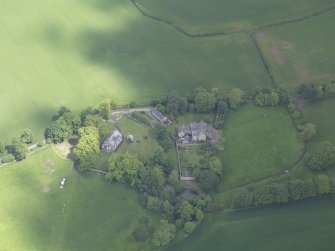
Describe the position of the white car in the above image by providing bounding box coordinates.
[60,178,66,188]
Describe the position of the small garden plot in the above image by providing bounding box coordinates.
[117,117,159,161]
[177,144,207,177]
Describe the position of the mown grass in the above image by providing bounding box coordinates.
[166,197,335,251]
[0,147,159,251]
[137,0,334,34]
[219,105,303,190]
[256,11,335,91]
[117,116,159,161]
[0,0,269,142]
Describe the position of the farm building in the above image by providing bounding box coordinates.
[151,108,172,125]
[177,121,207,142]
[101,129,123,153]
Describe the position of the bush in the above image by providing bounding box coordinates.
[1,154,15,163]
[308,141,335,171]
[129,112,151,127]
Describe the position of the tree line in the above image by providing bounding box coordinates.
[0,129,35,163]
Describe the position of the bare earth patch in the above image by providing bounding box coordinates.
[42,186,50,193]
[271,47,285,65]
[55,141,73,159]
[43,160,55,173]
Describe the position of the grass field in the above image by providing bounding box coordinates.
[136,0,334,34]
[117,116,159,161]
[0,0,269,143]
[166,197,335,251]
[256,11,335,91]
[219,105,304,190]
[292,96,335,178]
[0,147,159,251]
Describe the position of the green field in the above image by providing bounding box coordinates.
[292,96,335,178]
[220,105,304,189]
[136,0,334,34]
[256,11,335,90]
[0,147,159,251]
[166,197,335,251]
[117,116,159,161]
[302,97,335,145]
[0,0,269,142]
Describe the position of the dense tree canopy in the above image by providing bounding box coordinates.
[84,114,109,140]
[152,124,172,150]
[46,117,72,143]
[198,170,220,192]
[10,138,27,161]
[194,87,216,113]
[298,123,317,141]
[151,220,176,247]
[63,112,81,133]
[106,153,144,186]
[308,141,335,171]
[20,129,35,144]
[99,100,112,120]
[228,88,244,109]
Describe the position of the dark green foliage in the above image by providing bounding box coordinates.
[198,170,220,193]
[80,107,99,123]
[99,100,112,120]
[214,114,224,129]
[297,123,316,141]
[84,114,109,140]
[152,124,172,150]
[232,188,253,208]
[308,141,335,171]
[150,147,172,175]
[1,153,15,163]
[194,87,216,113]
[289,179,305,201]
[10,138,27,161]
[57,106,71,118]
[165,91,188,118]
[152,220,176,247]
[45,117,72,143]
[255,91,279,106]
[298,83,324,99]
[0,141,5,155]
[63,112,81,133]
[177,201,194,222]
[20,129,35,144]
[129,112,151,127]
[106,153,144,186]
[132,217,155,242]
[230,175,333,209]
[208,157,223,176]
[228,88,244,109]
[314,175,330,195]
[276,88,291,105]
[73,126,100,172]
[184,221,196,233]
[136,166,165,197]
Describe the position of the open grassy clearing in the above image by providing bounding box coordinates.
[166,197,335,251]
[256,11,335,91]
[0,147,159,251]
[219,105,303,190]
[0,0,269,142]
[117,116,159,161]
[136,0,334,34]
[292,97,335,178]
